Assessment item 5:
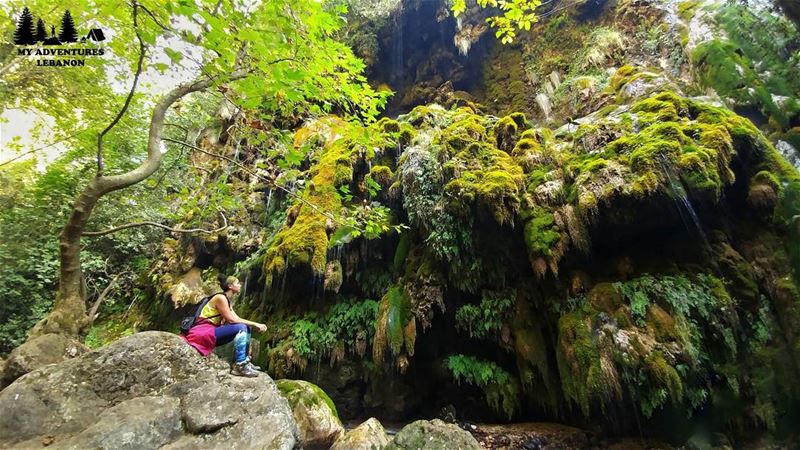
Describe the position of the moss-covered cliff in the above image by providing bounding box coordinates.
[138,0,800,445]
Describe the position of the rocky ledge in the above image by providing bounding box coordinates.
[0,331,298,449]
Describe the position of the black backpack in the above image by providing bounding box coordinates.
[179,293,223,334]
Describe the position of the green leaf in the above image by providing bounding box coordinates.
[329,226,358,246]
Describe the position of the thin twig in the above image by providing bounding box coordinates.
[82,212,228,237]
[0,129,89,168]
[138,3,171,33]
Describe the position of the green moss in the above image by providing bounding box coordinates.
[398,123,417,146]
[646,305,679,342]
[264,120,382,285]
[519,129,538,141]
[752,170,781,191]
[493,115,523,152]
[376,117,401,133]
[323,260,343,293]
[606,65,659,97]
[368,165,394,187]
[479,43,529,116]
[677,0,702,22]
[373,285,413,364]
[276,379,341,420]
[522,209,560,257]
[646,351,684,402]
[557,307,605,415]
[587,283,622,314]
[443,135,524,225]
[393,232,412,273]
[512,138,541,157]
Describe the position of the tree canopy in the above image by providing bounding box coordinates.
[451,0,543,44]
[0,0,390,348]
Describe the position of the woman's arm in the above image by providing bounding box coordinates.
[212,295,267,332]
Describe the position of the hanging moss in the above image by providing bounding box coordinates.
[522,209,560,258]
[262,117,404,286]
[263,141,350,284]
[393,232,412,273]
[587,283,623,314]
[373,285,413,365]
[645,351,684,403]
[556,307,606,416]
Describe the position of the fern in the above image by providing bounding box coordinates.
[447,354,520,419]
[455,290,514,339]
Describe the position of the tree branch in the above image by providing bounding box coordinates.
[82,212,228,237]
[87,272,126,323]
[138,3,172,33]
[96,0,147,176]
[160,136,349,228]
[0,55,21,78]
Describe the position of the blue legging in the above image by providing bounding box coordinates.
[214,323,250,363]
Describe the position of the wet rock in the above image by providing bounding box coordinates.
[331,417,391,450]
[277,379,344,448]
[386,419,482,450]
[0,332,88,389]
[0,331,298,450]
[471,422,589,450]
[306,359,365,417]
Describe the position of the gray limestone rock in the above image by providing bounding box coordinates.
[0,331,298,450]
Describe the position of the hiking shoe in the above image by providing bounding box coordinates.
[231,361,259,377]
[243,357,261,371]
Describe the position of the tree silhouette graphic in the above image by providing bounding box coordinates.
[35,18,47,42]
[58,10,78,43]
[13,7,35,45]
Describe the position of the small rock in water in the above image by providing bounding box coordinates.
[522,436,548,450]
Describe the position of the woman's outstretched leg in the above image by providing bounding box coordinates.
[214,324,257,377]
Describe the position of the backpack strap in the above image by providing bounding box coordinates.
[195,292,227,322]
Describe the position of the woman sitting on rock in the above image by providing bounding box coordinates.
[182,275,267,377]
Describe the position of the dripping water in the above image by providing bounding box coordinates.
[260,284,269,311]
[536,93,552,119]
[280,270,288,301]
[657,154,710,249]
[391,3,404,90]
[396,140,403,166]
[241,274,249,300]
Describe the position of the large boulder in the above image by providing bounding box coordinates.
[276,379,344,448]
[331,417,391,450]
[387,419,482,450]
[0,332,88,389]
[0,331,298,449]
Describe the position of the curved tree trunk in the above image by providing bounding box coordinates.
[29,72,247,339]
